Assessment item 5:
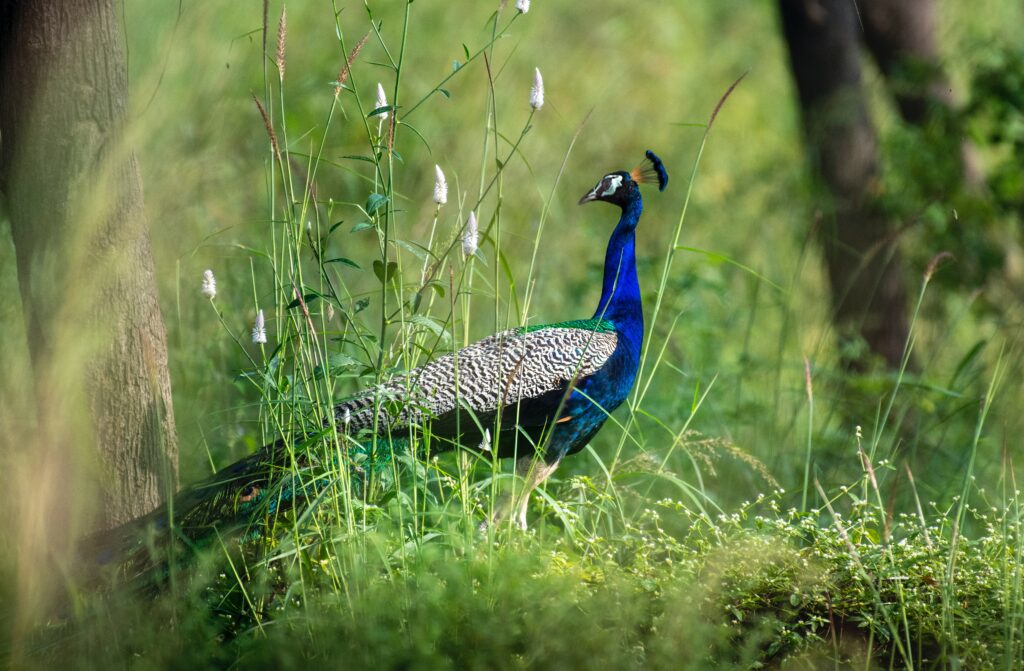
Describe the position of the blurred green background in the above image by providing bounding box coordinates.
[2,0,1022,507]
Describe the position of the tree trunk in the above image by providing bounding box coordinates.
[860,0,981,185]
[778,0,913,370]
[860,0,948,125]
[0,0,178,551]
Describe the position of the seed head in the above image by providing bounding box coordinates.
[529,67,544,110]
[479,428,492,453]
[433,165,448,205]
[201,269,217,299]
[275,6,287,80]
[463,211,479,257]
[335,31,370,95]
[252,93,281,161]
[375,83,388,120]
[924,251,954,282]
[515,0,530,12]
[252,309,267,344]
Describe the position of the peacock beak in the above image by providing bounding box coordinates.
[578,188,599,205]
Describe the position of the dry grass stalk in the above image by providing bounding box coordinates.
[335,32,371,96]
[924,251,954,282]
[276,6,287,80]
[252,93,282,163]
[261,0,269,58]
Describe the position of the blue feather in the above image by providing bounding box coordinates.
[645,150,669,191]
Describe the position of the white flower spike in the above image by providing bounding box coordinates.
[529,67,544,110]
[463,211,479,257]
[515,0,530,13]
[252,309,267,344]
[201,269,217,299]
[433,164,448,205]
[375,83,388,120]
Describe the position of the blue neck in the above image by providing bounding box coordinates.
[593,196,643,345]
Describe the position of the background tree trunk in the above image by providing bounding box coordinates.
[860,0,982,185]
[860,0,949,125]
[778,0,913,370]
[0,0,178,568]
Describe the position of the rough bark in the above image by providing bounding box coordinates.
[778,0,913,369]
[0,0,178,546]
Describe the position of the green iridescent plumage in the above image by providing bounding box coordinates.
[516,317,616,335]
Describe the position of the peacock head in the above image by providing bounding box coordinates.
[578,150,668,207]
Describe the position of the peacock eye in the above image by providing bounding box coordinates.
[600,174,623,197]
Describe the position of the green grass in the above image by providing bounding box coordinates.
[2,0,1024,668]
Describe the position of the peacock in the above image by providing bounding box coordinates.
[83,150,668,580]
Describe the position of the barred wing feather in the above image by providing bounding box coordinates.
[337,326,618,438]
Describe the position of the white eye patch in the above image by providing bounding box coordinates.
[600,175,622,197]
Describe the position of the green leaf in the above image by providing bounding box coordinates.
[329,220,346,234]
[286,292,323,310]
[341,154,376,164]
[425,280,445,297]
[324,257,361,269]
[393,239,429,261]
[351,222,374,233]
[409,315,451,345]
[365,193,389,216]
[313,353,363,380]
[373,260,399,285]
[354,298,370,313]
[462,44,470,60]
[235,368,279,392]
[367,105,394,118]
[439,87,451,98]
[675,245,786,294]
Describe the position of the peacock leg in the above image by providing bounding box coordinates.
[484,453,562,531]
[510,453,563,530]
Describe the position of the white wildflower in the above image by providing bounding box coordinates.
[375,83,388,120]
[433,164,448,205]
[201,269,217,299]
[342,407,351,428]
[463,211,478,256]
[529,67,544,110]
[479,428,492,453]
[251,309,267,344]
[515,0,530,13]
